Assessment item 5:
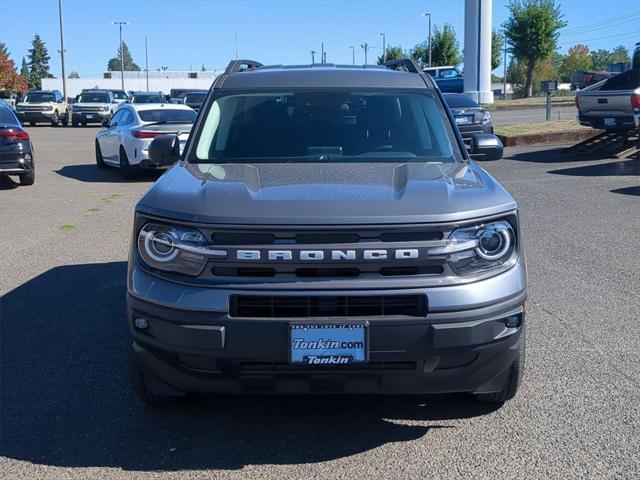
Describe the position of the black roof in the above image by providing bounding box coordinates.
[218,60,435,90]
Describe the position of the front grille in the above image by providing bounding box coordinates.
[229,294,427,318]
[75,106,105,112]
[20,106,48,111]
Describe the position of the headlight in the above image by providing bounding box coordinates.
[481,110,491,123]
[429,220,515,275]
[101,106,109,111]
[72,105,80,111]
[137,223,226,276]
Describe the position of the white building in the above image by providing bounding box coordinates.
[42,70,222,98]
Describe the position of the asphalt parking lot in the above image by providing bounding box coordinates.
[1,126,638,480]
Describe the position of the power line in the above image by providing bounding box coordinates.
[559,16,640,37]
[557,30,638,46]
[560,11,639,34]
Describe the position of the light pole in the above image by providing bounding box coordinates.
[145,36,149,92]
[503,32,507,100]
[421,12,432,67]
[361,43,369,65]
[112,21,129,91]
[311,50,316,64]
[57,0,67,100]
[349,46,355,65]
[380,33,386,63]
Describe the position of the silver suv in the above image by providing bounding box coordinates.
[129,59,526,406]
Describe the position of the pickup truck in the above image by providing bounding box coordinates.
[424,66,464,93]
[575,44,640,131]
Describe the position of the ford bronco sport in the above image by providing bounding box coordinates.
[129,59,526,406]
[15,90,68,126]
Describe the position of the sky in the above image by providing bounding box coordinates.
[0,0,638,77]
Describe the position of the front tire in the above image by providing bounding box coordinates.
[473,326,526,403]
[95,140,107,169]
[51,111,60,126]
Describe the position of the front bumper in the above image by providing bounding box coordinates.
[16,111,58,123]
[127,261,527,395]
[72,111,110,123]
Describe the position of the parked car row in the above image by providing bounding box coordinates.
[12,87,209,128]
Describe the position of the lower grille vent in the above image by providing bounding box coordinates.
[229,294,427,318]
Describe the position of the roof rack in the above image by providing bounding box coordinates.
[383,59,422,74]
[225,59,264,74]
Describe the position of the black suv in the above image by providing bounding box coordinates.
[130,60,525,406]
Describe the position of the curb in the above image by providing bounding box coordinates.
[496,129,603,147]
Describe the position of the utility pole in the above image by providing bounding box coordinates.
[502,33,508,100]
[112,21,128,91]
[321,42,325,63]
[311,50,316,64]
[145,36,149,92]
[349,46,355,65]
[57,0,67,99]
[361,43,369,65]
[380,33,386,63]
[422,12,432,67]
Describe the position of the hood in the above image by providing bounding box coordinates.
[137,161,517,225]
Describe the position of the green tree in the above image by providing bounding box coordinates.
[27,34,52,90]
[590,49,612,71]
[507,55,559,97]
[68,71,80,78]
[503,0,566,97]
[410,42,428,67]
[492,30,504,71]
[377,45,406,64]
[610,45,630,64]
[559,44,591,82]
[431,24,461,66]
[20,57,29,77]
[107,41,140,71]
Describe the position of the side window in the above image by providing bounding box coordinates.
[110,110,125,126]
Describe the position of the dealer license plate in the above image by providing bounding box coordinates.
[604,118,616,127]
[290,323,367,365]
[85,114,94,119]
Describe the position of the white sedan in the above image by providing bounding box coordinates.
[95,103,196,177]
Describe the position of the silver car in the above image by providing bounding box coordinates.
[95,103,195,178]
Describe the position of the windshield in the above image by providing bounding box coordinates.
[138,109,197,123]
[112,91,129,100]
[133,95,165,103]
[23,92,56,103]
[78,93,110,103]
[192,90,460,163]
[184,93,207,104]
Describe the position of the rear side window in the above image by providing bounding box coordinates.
[193,91,460,163]
[138,109,197,123]
[0,107,19,124]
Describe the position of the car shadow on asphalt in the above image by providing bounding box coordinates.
[0,262,501,472]
[547,157,639,177]
[56,164,163,183]
[610,185,640,196]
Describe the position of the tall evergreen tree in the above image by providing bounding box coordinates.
[20,57,29,79]
[0,42,9,58]
[107,41,140,71]
[27,34,51,90]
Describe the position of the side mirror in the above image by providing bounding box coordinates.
[469,133,503,161]
[102,118,111,127]
[149,134,180,165]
